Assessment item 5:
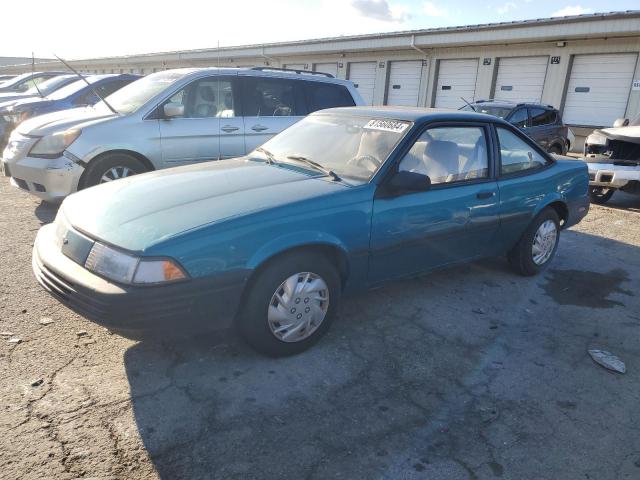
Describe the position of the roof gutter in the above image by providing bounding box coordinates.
[410,34,429,57]
[261,47,277,65]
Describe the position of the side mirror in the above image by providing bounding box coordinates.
[388,170,431,193]
[163,102,184,118]
[613,118,629,128]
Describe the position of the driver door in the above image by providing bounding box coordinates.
[368,124,501,284]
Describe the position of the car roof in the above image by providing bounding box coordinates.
[161,67,353,86]
[314,106,509,125]
[471,99,556,110]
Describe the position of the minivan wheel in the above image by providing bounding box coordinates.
[547,144,563,155]
[238,251,341,357]
[508,208,560,276]
[589,186,615,205]
[80,153,148,189]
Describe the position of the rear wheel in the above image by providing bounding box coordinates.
[80,153,148,189]
[238,251,340,357]
[508,208,560,276]
[589,186,615,205]
[547,144,563,155]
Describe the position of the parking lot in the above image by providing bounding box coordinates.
[0,176,637,479]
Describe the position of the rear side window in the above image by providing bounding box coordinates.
[303,82,355,113]
[243,78,300,116]
[508,108,528,128]
[530,108,557,126]
[497,127,550,175]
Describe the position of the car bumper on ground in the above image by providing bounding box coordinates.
[2,153,83,202]
[587,161,640,188]
[32,223,247,335]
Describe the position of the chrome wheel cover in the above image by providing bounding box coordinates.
[267,272,329,343]
[100,166,136,183]
[532,220,558,265]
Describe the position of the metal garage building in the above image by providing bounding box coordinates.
[2,11,639,148]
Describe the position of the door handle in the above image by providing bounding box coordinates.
[476,191,496,199]
[221,125,239,133]
[251,125,268,132]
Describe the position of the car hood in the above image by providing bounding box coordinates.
[17,107,117,136]
[61,158,350,252]
[589,126,640,145]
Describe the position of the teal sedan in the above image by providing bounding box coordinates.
[32,107,589,356]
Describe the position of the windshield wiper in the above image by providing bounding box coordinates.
[255,147,278,165]
[286,155,341,181]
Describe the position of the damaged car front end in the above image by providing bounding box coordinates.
[584,117,640,204]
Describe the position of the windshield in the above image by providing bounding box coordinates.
[629,114,640,127]
[25,75,74,96]
[461,104,513,119]
[254,114,411,183]
[96,71,186,114]
[46,78,97,100]
[0,72,34,89]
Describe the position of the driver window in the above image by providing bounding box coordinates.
[243,78,297,117]
[165,78,236,119]
[399,126,489,184]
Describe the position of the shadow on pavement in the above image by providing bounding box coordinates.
[34,201,59,225]
[122,231,639,479]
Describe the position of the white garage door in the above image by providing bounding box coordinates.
[314,63,338,78]
[386,61,424,107]
[495,56,548,103]
[563,53,638,126]
[348,62,377,105]
[435,59,479,109]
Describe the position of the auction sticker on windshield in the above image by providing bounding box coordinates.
[364,119,410,133]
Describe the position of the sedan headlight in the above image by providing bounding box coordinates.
[84,241,187,285]
[29,128,81,158]
[586,133,608,146]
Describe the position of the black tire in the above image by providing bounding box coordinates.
[80,152,147,189]
[589,186,615,205]
[238,251,341,357]
[508,208,560,277]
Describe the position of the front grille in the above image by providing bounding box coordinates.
[600,174,613,183]
[609,140,640,161]
[33,183,46,192]
[13,178,28,190]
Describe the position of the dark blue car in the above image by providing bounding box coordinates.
[1,74,140,144]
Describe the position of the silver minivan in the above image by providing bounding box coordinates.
[1,67,363,202]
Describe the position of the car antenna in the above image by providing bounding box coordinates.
[460,97,476,111]
[31,52,44,98]
[53,53,119,115]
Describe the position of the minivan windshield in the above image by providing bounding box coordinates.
[96,71,186,115]
[253,114,411,184]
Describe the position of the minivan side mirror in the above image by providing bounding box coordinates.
[163,102,184,118]
[388,170,431,193]
[613,118,629,128]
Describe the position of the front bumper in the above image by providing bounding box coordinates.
[32,224,247,334]
[586,161,640,189]
[2,153,84,202]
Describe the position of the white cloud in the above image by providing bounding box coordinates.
[350,0,410,22]
[497,2,516,15]
[551,5,594,17]
[423,1,447,18]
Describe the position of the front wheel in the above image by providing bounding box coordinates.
[508,208,560,276]
[80,153,148,189]
[589,186,615,205]
[238,251,341,356]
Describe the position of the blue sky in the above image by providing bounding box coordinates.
[2,0,638,59]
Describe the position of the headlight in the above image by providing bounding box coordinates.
[84,242,187,285]
[586,133,608,146]
[29,128,81,158]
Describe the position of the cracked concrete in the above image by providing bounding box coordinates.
[1,176,639,479]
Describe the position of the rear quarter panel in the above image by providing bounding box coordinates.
[496,158,588,252]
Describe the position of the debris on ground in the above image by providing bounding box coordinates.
[81,338,96,346]
[472,308,487,315]
[1,331,14,336]
[76,330,89,337]
[588,349,626,374]
[30,379,44,387]
[39,318,54,326]
[7,338,21,344]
